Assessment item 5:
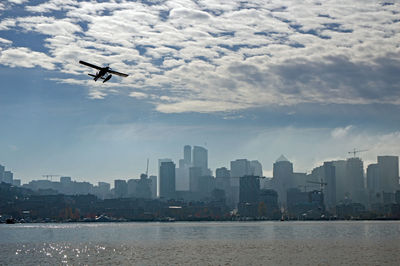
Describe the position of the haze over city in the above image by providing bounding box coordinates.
[1,0,399,185]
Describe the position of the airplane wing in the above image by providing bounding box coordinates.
[108,69,129,77]
[79,60,102,70]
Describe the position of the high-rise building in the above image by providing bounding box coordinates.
[272,155,293,206]
[346,157,366,204]
[377,156,399,193]
[230,159,252,207]
[367,163,379,193]
[3,171,13,184]
[176,166,190,191]
[0,164,4,183]
[97,182,111,199]
[189,166,202,193]
[149,175,157,199]
[135,174,152,199]
[231,159,251,179]
[114,179,128,198]
[239,175,260,204]
[250,160,263,177]
[192,146,208,175]
[159,161,176,199]
[13,179,21,186]
[158,158,172,197]
[332,160,347,202]
[127,179,137,197]
[184,145,192,166]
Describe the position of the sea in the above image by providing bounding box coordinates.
[1,221,400,265]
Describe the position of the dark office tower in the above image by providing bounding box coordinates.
[184,145,192,165]
[367,163,379,192]
[259,189,280,219]
[346,157,365,204]
[378,156,399,193]
[323,162,336,210]
[159,161,176,199]
[114,179,128,198]
[158,158,172,197]
[0,164,4,183]
[272,155,293,207]
[193,146,208,174]
[239,176,260,203]
[238,175,260,217]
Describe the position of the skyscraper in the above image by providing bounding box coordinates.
[158,158,172,197]
[367,163,379,192]
[192,146,208,175]
[346,157,366,204]
[184,145,192,166]
[159,161,176,199]
[250,160,263,177]
[272,155,293,207]
[0,164,4,183]
[149,175,157,199]
[231,159,251,179]
[332,160,347,202]
[3,171,13,184]
[114,179,128,198]
[230,159,252,207]
[377,156,399,193]
[239,175,260,204]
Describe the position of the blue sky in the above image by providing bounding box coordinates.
[1,0,399,184]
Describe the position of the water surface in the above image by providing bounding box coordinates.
[1,221,399,265]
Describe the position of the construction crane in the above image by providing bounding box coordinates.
[348,148,368,158]
[306,179,327,192]
[42,174,60,181]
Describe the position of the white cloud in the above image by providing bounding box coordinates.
[0,37,12,45]
[331,125,353,139]
[0,47,56,69]
[8,0,29,4]
[129,91,148,99]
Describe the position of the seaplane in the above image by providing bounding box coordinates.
[79,60,129,83]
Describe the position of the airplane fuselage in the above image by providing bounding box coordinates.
[94,67,110,81]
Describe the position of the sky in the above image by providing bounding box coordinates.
[0,0,399,185]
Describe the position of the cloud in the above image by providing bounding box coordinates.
[0,37,12,45]
[0,47,56,69]
[0,0,399,113]
[331,125,353,139]
[8,0,29,4]
[129,91,148,99]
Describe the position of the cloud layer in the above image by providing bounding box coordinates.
[1,0,399,112]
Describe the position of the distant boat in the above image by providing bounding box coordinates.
[6,218,15,224]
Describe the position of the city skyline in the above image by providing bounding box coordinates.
[1,1,400,184]
[1,144,399,187]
